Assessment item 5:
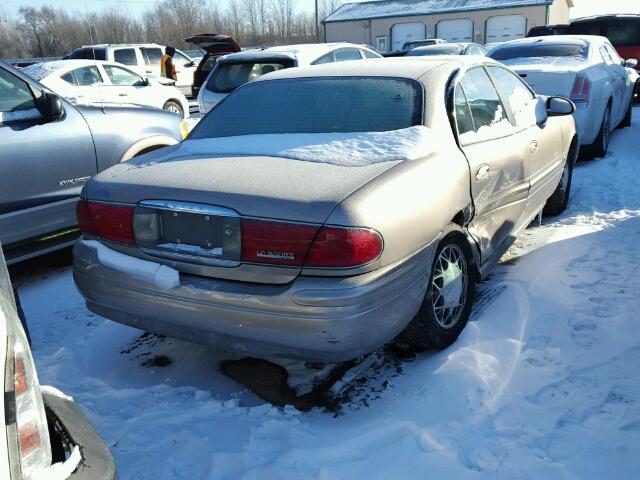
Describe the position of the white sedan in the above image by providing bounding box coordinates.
[489,35,636,157]
[24,60,190,118]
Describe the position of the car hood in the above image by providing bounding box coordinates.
[87,146,400,224]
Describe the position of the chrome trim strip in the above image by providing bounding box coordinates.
[139,200,239,217]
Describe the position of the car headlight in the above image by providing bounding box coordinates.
[1,250,52,478]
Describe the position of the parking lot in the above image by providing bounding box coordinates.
[10,108,640,479]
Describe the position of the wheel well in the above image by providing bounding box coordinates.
[134,144,169,157]
[450,210,465,227]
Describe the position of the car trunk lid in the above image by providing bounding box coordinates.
[185,34,241,55]
[506,59,586,98]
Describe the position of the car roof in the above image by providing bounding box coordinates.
[571,14,640,22]
[219,42,377,65]
[252,56,497,82]
[25,60,138,75]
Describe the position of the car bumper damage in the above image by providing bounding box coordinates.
[73,239,434,362]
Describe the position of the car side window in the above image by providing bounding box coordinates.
[459,67,511,143]
[361,49,380,59]
[103,65,143,86]
[454,87,475,136]
[487,66,536,128]
[600,46,613,65]
[113,48,138,66]
[73,66,103,86]
[334,48,363,61]
[141,47,163,65]
[312,52,335,65]
[604,43,622,65]
[61,71,78,85]
[0,68,40,123]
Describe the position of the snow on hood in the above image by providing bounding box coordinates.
[179,126,434,167]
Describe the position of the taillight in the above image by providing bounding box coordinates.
[240,220,383,269]
[240,219,318,266]
[305,226,383,268]
[76,200,135,245]
[570,75,591,103]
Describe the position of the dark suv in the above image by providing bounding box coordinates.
[184,34,241,98]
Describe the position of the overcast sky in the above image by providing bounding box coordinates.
[1,0,638,19]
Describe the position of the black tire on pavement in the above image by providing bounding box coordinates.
[588,104,611,159]
[544,138,577,216]
[162,100,184,118]
[400,224,476,351]
[619,98,633,128]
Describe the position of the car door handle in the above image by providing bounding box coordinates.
[529,140,539,153]
[476,164,490,181]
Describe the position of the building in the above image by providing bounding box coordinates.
[323,0,573,51]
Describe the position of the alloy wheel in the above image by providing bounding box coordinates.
[430,244,469,330]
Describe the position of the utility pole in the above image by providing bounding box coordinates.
[315,0,320,43]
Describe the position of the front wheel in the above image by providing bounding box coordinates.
[400,224,476,350]
[544,140,576,216]
[163,100,184,118]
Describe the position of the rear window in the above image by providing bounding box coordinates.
[67,48,106,61]
[206,60,294,94]
[489,42,588,61]
[192,77,422,139]
[407,46,463,56]
[569,18,640,47]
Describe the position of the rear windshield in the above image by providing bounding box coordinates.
[569,18,640,47]
[67,48,106,61]
[404,40,437,50]
[408,45,463,56]
[192,77,423,139]
[489,43,588,61]
[205,60,294,93]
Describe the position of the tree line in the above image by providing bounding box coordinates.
[0,0,344,59]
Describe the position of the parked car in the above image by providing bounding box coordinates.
[185,34,241,98]
[23,60,190,118]
[383,38,447,57]
[527,24,569,37]
[64,43,196,97]
[488,35,635,158]
[197,43,382,114]
[568,15,640,70]
[73,57,578,362]
[406,43,487,56]
[0,60,184,264]
[0,249,116,479]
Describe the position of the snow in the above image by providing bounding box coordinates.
[15,108,640,478]
[180,126,435,166]
[22,62,58,81]
[31,447,81,480]
[82,240,179,289]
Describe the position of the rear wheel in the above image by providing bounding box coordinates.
[163,100,184,118]
[543,139,577,216]
[400,224,476,350]
[588,104,611,158]
[619,97,633,128]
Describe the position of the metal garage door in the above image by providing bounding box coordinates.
[436,19,473,42]
[391,22,426,51]
[486,15,527,42]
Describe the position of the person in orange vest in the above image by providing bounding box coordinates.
[160,46,177,81]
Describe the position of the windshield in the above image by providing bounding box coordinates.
[489,42,588,61]
[408,45,463,56]
[205,60,294,93]
[569,18,640,47]
[192,77,423,139]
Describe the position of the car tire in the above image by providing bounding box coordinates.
[619,97,633,128]
[400,224,476,351]
[543,139,577,216]
[163,100,184,118]
[588,104,611,158]
[634,81,640,105]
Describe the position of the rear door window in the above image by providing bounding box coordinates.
[193,77,423,138]
[206,60,294,93]
[454,87,475,136]
[113,48,138,66]
[141,47,163,65]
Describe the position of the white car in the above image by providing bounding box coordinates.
[23,60,190,118]
[197,43,382,114]
[64,44,197,97]
[489,35,636,157]
[0,251,115,479]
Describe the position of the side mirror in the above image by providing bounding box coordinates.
[535,97,548,127]
[35,92,64,121]
[547,96,575,116]
[625,58,638,69]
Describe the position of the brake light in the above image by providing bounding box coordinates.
[305,226,383,268]
[76,200,135,244]
[570,75,591,103]
[240,219,318,266]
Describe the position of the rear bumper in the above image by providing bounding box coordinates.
[43,391,117,480]
[73,239,434,362]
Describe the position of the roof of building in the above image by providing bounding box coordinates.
[323,0,555,23]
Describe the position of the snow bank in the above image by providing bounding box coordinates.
[181,126,434,167]
[83,240,179,289]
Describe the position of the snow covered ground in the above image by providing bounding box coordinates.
[15,109,640,479]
